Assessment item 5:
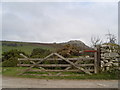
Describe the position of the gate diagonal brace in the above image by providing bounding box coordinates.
[54,53,92,75]
[19,53,46,70]
[20,53,36,64]
[18,53,54,75]
[56,58,82,76]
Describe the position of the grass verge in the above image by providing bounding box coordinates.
[1,67,119,80]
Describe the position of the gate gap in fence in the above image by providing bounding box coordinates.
[18,47,101,76]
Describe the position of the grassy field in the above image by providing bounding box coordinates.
[2,45,54,55]
[2,45,55,55]
[1,41,59,58]
[1,67,119,80]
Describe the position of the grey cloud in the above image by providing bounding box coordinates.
[2,2,118,46]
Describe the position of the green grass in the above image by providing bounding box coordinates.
[2,45,54,55]
[1,41,61,57]
[1,67,119,80]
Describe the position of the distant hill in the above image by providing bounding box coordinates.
[60,40,91,50]
[1,40,92,55]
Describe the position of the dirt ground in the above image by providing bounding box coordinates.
[2,76,118,88]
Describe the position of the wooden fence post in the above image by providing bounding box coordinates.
[94,47,97,73]
[94,45,101,73]
[97,45,101,73]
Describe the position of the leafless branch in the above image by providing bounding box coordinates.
[91,36,102,47]
[105,31,116,44]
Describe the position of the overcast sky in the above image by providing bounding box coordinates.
[1,2,118,46]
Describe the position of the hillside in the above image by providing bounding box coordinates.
[60,40,91,50]
[1,40,92,56]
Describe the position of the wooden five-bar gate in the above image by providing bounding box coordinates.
[18,48,101,76]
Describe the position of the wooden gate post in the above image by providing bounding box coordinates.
[94,47,97,74]
[94,45,101,73]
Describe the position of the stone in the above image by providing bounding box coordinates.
[101,57,105,59]
[101,45,108,47]
[113,63,119,66]
[101,61,104,67]
[104,53,109,57]
[101,54,104,57]
[104,60,108,63]
[105,62,112,66]
[109,52,119,57]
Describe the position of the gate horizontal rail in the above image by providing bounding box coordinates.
[22,74,85,76]
[17,64,94,67]
[28,69,94,72]
[18,57,94,61]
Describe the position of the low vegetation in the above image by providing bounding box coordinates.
[1,67,119,80]
[2,50,27,67]
[30,48,51,58]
